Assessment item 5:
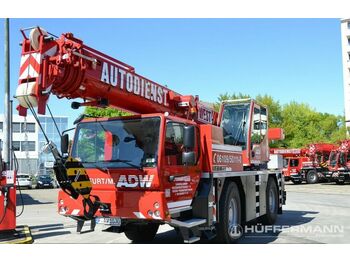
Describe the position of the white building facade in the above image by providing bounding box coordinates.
[0,114,68,175]
[340,19,350,136]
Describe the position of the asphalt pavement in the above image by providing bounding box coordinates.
[15,182,350,244]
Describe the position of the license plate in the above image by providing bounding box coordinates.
[44,184,49,186]
[96,217,121,226]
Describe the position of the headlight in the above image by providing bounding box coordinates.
[38,181,43,184]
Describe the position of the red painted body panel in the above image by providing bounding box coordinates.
[0,171,16,231]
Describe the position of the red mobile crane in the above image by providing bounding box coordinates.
[271,144,336,184]
[328,140,350,184]
[300,143,337,183]
[13,27,286,243]
[269,148,306,182]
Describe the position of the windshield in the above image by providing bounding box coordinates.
[290,159,299,167]
[220,103,250,150]
[283,158,289,168]
[329,151,337,167]
[71,117,161,169]
[18,175,30,179]
[39,176,51,180]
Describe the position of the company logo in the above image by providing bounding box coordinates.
[198,106,214,124]
[243,224,344,237]
[100,62,169,106]
[229,224,244,238]
[116,175,154,188]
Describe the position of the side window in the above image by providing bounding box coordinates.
[316,153,322,162]
[165,122,184,166]
[324,153,329,162]
[346,153,350,163]
[340,153,346,165]
[251,107,261,144]
[290,159,299,167]
[164,122,199,166]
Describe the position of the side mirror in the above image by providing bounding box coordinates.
[183,125,195,149]
[182,151,196,166]
[61,134,69,154]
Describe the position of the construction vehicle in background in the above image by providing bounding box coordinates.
[14,26,286,243]
[328,140,350,184]
[271,144,336,184]
[300,143,337,184]
[270,148,305,182]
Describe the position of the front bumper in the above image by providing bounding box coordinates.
[18,181,32,187]
[58,190,170,222]
[290,173,302,182]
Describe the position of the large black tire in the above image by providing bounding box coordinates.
[215,181,242,243]
[124,223,159,242]
[335,180,345,185]
[306,170,318,184]
[261,178,278,225]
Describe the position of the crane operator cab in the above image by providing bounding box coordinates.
[219,99,269,169]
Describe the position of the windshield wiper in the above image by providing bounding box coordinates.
[103,159,143,171]
[233,111,246,146]
[80,161,108,172]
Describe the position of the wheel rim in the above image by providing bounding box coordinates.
[228,198,239,238]
[269,187,276,213]
[310,173,316,182]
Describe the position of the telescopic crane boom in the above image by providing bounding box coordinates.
[16,27,216,124]
[15,27,217,221]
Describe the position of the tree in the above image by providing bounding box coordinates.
[215,93,346,149]
[255,94,282,128]
[84,94,346,150]
[280,101,346,148]
[84,106,131,118]
[214,92,250,111]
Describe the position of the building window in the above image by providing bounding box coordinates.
[0,122,3,132]
[13,123,21,133]
[21,141,36,152]
[21,123,35,133]
[12,141,20,151]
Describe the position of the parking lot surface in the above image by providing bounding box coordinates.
[16,182,350,243]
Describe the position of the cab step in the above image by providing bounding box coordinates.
[184,236,201,244]
[170,218,206,228]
